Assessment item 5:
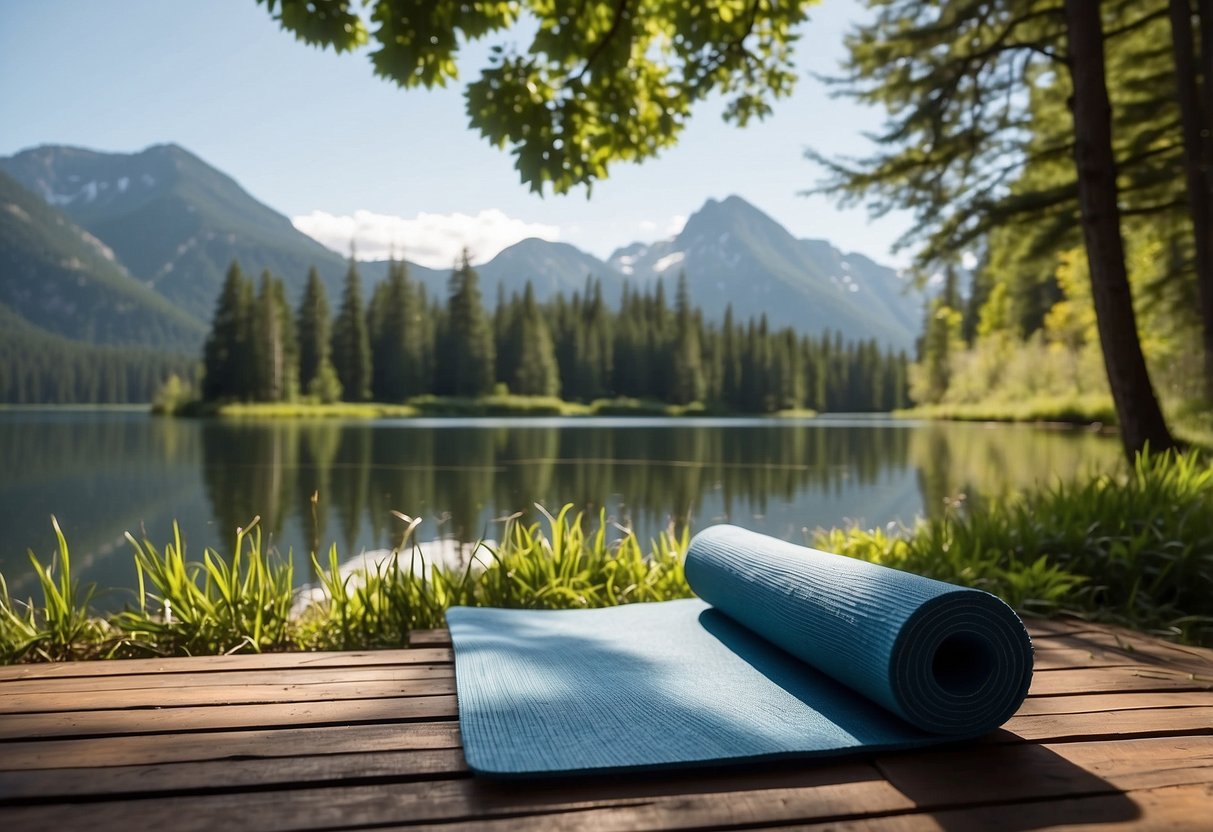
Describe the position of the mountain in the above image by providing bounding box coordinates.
[1,143,920,350]
[608,196,921,348]
[0,144,437,321]
[475,238,626,300]
[0,171,206,350]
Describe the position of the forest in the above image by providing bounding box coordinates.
[198,256,910,414]
[0,311,197,405]
[814,0,1213,452]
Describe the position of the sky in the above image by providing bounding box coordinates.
[0,0,914,269]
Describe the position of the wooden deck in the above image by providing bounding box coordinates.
[0,619,1211,831]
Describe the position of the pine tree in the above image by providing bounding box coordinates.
[203,261,254,401]
[510,282,561,397]
[369,259,424,401]
[669,273,706,404]
[440,249,495,397]
[331,261,372,402]
[251,271,297,402]
[272,277,299,401]
[297,268,332,395]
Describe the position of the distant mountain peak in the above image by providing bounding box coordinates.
[1,143,921,349]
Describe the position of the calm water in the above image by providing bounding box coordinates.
[0,411,1122,603]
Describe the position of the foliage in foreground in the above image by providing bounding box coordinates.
[2,451,1212,663]
[818,451,1213,646]
[0,507,690,663]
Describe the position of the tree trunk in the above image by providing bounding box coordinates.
[1169,0,1213,401]
[1063,0,1177,459]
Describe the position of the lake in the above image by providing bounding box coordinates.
[0,411,1122,604]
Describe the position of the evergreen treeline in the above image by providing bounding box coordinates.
[0,310,198,405]
[201,255,909,413]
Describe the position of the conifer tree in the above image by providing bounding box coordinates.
[510,282,561,397]
[331,261,373,402]
[494,284,519,388]
[297,267,332,394]
[440,249,495,397]
[253,270,285,401]
[272,277,299,401]
[670,273,706,404]
[203,260,254,401]
[369,258,424,401]
[718,306,741,409]
[774,329,805,410]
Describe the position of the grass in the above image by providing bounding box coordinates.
[2,450,1211,663]
[817,449,1213,645]
[171,401,421,419]
[409,394,588,417]
[0,506,690,662]
[897,395,1117,425]
[163,395,769,419]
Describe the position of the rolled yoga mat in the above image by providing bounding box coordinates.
[447,525,1033,775]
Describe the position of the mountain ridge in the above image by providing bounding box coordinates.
[1,144,921,350]
[0,170,206,350]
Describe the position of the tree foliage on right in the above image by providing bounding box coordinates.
[814,0,1213,458]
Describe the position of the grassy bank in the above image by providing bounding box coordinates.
[164,395,794,419]
[897,395,1117,426]
[3,451,1210,663]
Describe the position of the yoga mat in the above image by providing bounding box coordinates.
[447,525,1033,775]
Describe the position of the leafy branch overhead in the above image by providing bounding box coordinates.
[256,0,817,193]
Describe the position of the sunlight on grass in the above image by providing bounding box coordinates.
[2,450,1210,663]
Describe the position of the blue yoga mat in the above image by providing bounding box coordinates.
[447,525,1033,775]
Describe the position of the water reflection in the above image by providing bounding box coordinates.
[0,413,1121,602]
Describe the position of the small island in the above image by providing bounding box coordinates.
[161,256,906,419]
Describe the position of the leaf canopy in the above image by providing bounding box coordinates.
[257,0,816,193]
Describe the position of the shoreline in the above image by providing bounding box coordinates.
[159,396,821,420]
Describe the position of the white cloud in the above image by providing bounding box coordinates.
[665,214,688,236]
[292,209,561,268]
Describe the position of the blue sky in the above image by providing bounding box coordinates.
[0,0,913,268]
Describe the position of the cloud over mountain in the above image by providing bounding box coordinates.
[292,208,561,268]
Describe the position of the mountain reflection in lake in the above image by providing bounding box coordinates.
[0,412,1121,602]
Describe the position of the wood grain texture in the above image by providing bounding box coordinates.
[0,619,1210,832]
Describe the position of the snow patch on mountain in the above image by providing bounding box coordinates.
[653,251,685,273]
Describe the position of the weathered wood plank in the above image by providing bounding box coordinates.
[0,677,456,715]
[1027,665,1213,696]
[425,784,1209,832]
[874,735,1213,804]
[0,664,452,696]
[5,736,1211,830]
[1031,647,1154,671]
[408,630,452,648]
[1030,631,1213,671]
[3,700,1206,776]
[1015,690,1213,716]
[0,648,451,682]
[0,722,463,770]
[4,731,1210,806]
[0,765,902,831]
[0,695,459,740]
[773,783,1213,832]
[0,749,472,801]
[1002,706,1213,743]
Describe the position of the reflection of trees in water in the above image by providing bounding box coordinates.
[909,423,1122,519]
[2,414,196,487]
[297,425,340,554]
[195,420,1122,552]
[201,423,299,545]
[0,415,203,571]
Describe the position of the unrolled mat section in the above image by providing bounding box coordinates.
[447,525,1034,775]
